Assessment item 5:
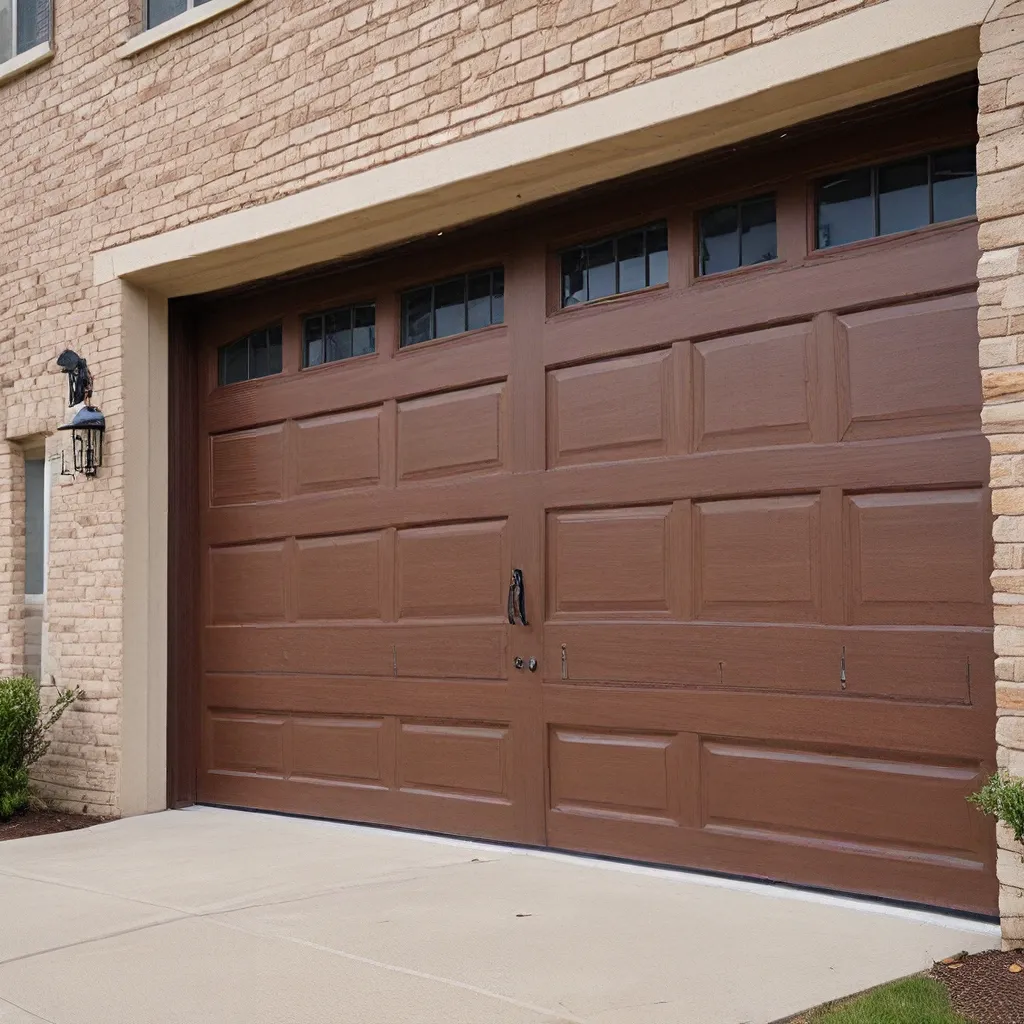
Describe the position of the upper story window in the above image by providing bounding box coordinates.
[148,0,213,28]
[218,324,283,386]
[304,304,376,367]
[698,196,777,276]
[401,268,504,348]
[0,0,50,65]
[561,223,668,307]
[816,146,976,250]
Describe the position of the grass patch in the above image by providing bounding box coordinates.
[805,977,970,1024]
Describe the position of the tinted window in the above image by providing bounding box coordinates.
[698,196,777,276]
[303,304,376,368]
[817,146,976,250]
[218,325,283,386]
[560,223,668,307]
[400,269,504,348]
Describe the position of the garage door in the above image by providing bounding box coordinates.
[193,88,997,913]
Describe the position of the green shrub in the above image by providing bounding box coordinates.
[0,677,81,820]
[969,771,1024,851]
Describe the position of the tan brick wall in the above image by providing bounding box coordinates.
[0,0,887,814]
[979,0,1024,953]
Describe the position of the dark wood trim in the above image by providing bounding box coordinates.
[167,297,201,808]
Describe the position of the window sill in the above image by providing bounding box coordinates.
[117,0,250,58]
[0,42,54,87]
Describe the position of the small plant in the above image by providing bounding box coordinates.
[969,771,1024,853]
[0,676,82,820]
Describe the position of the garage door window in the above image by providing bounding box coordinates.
[561,222,668,306]
[401,268,504,347]
[698,196,777,276]
[218,324,283,386]
[304,304,375,367]
[816,146,976,250]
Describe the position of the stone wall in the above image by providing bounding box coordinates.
[979,0,1024,953]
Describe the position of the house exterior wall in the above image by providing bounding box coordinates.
[979,0,1024,952]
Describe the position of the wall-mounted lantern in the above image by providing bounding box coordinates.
[55,349,104,478]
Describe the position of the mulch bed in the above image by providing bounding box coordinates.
[0,808,108,842]
[932,949,1024,1024]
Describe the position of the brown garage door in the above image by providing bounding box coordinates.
[192,87,997,914]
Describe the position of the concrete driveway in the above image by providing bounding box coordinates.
[0,807,998,1024]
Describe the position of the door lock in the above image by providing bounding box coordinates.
[513,657,538,672]
[514,657,525,670]
[527,658,538,672]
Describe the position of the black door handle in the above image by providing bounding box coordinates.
[507,569,528,626]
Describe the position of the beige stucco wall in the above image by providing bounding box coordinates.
[979,0,1024,952]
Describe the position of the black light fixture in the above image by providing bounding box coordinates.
[56,350,105,478]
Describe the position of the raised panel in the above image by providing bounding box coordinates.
[549,729,679,824]
[209,424,284,506]
[397,383,505,481]
[847,489,991,625]
[694,323,815,450]
[695,496,821,622]
[294,407,381,494]
[838,294,982,440]
[208,713,285,776]
[398,721,509,801]
[291,717,387,787]
[549,506,674,615]
[702,741,985,863]
[295,532,383,621]
[547,350,672,467]
[209,542,287,624]
[397,520,507,620]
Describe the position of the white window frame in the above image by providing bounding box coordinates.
[119,0,249,59]
[0,0,53,87]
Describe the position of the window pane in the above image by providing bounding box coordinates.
[740,197,777,266]
[324,308,352,363]
[268,325,283,375]
[586,240,616,300]
[617,231,646,293]
[148,0,187,27]
[646,223,668,286]
[817,168,873,249]
[467,272,492,331]
[219,339,248,386]
[250,331,270,379]
[352,305,376,356]
[304,316,324,367]
[562,250,586,306]
[699,204,739,275]
[0,0,12,62]
[491,269,504,324]
[434,278,466,339]
[16,0,47,53]
[878,157,929,236]
[933,147,976,223]
[403,287,432,346]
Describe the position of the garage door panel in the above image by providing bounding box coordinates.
[838,294,982,441]
[546,349,677,467]
[205,624,507,679]
[548,728,687,826]
[397,382,507,481]
[847,489,991,625]
[701,741,986,860]
[295,532,385,621]
[294,407,382,494]
[207,712,287,777]
[209,542,287,624]
[290,716,392,788]
[548,506,679,616]
[209,424,285,506]
[694,324,816,450]
[398,721,511,803]
[397,519,508,620]
[695,495,820,622]
[543,623,981,703]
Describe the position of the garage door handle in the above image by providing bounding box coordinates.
[507,569,528,626]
